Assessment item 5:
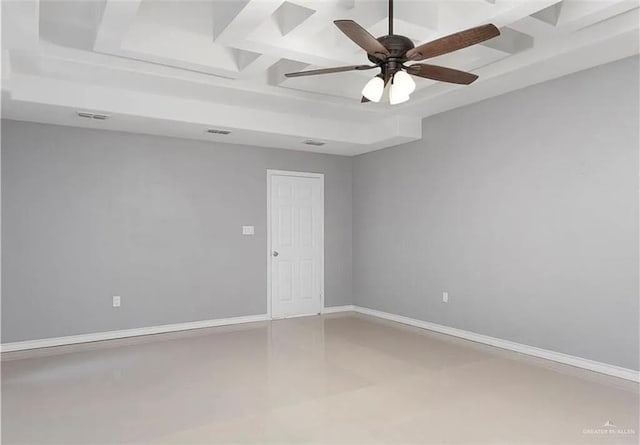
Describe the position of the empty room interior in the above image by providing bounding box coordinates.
[1,0,639,443]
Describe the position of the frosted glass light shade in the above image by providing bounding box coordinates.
[361,76,384,102]
[393,70,416,95]
[389,83,410,105]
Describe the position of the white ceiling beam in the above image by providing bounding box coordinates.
[556,0,638,31]
[234,54,282,82]
[237,1,372,68]
[508,15,567,42]
[33,41,384,114]
[94,0,142,53]
[489,1,564,28]
[214,0,284,46]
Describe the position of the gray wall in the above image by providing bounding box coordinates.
[3,57,638,371]
[353,56,639,370]
[1,121,353,342]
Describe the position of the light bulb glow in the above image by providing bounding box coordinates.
[361,76,384,102]
[393,70,416,95]
[389,83,410,105]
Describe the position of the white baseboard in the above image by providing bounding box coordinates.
[323,305,356,314]
[3,306,637,383]
[1,314,269,353]
[351,306,639,382]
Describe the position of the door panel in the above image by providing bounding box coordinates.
[277,261,294,302]
[270,173,323,318]
[299,259,314,300]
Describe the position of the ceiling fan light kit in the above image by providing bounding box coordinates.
[389,83,410,105]
[285,0,500,105]
[393,70,416,95]
[362,76,385,102]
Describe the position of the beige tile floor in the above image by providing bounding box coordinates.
[2,313,638,444]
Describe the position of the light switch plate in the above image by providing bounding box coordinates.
[242,226,255,236]
[113,296,121,307]
[442,292,449,303]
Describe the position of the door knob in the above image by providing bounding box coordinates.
[272,251,279,257]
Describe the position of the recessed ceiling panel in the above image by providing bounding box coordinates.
[482,27,534,55]
[531,2,564,26]
[212,0,251,40]
[272,2,316,36]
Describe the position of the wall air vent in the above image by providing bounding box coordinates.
[206,129,231,135]
[303,140,325,146]
[77,111,109,120]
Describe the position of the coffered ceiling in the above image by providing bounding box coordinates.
[2,0,638,155]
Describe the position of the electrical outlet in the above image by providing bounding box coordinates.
[242,225,254,235]
[112,296,121,307]
[442,292,449,303]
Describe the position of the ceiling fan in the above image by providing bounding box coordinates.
[285,0,500,105]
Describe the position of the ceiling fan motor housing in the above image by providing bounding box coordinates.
[369,34,415,67]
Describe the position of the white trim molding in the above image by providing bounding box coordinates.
[1,306,351,353]
[1,314,268,353]
[322,305,356,314]
[351,306,639,383]
[2,306,637,383]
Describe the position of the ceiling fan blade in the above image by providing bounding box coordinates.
[406,24,500,61]
[334,20,390,59]
[407,64,479,85]
[285,64,376,78]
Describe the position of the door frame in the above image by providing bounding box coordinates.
[266,169,325,319]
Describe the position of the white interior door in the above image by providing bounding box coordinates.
[269,171,324,318]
